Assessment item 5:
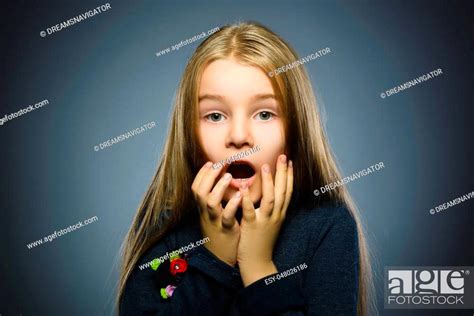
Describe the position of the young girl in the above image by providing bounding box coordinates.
[118,22,374,315]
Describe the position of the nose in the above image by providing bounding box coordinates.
[225,115,253,149]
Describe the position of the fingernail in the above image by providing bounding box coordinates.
[205,161,213,168]
[262,164,270,173]
[289,160,293,168]
[224,173,231,180]
[280,155,287,163]
[235,191,241,199]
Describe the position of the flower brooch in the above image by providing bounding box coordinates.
[151,253,189,299]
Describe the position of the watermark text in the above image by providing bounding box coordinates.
[314,162,385,196]
[26,215,99,249]
[265,263,307,285]
[41,3,111,37]
[269,47,331,77]
[0,99,49,126]
[380,68,443,98]
[93,121,156,152]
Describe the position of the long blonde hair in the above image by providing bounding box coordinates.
[118,21,375,315]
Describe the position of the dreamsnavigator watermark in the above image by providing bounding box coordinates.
[313,162,385,196]
[380,68,443,99]
[268,47,331,77]
[93,121,156,152]
[429,190,473,215]
[40,3,111,37]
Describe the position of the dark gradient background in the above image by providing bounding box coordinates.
[1,0,473,315]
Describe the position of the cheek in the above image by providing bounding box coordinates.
[199,123,223,161]
[254,123,286,167]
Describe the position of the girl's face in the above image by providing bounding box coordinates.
[198,57,287,204]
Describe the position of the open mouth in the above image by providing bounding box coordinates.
[226,161,256,179]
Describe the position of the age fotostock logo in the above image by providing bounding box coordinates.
[385,267,474,309]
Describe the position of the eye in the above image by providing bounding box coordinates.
[255,111,274,121]
[205,112,225,122]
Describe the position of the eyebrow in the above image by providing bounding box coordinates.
[198,93,277,103]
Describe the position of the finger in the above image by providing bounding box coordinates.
[259,164,275,216]
[191,161,213,194]
[196,160,225,198]
[273,154,288,219]
[207,173,233,217]
[222,191,241,228]
[192,162,214,216]
[281,160,294,219]
[240,180,256,221]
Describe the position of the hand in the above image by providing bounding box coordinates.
[237,155,294,286]
[191,161,242,267]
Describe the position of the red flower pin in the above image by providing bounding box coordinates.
[170,258,187,276]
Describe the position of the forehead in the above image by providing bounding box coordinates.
[198,58,275,100]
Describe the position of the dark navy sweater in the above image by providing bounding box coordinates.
[120,203,359,316]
